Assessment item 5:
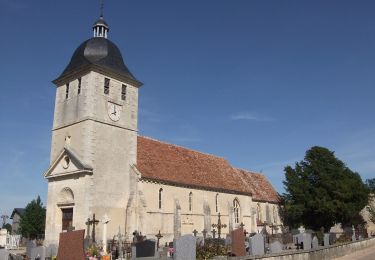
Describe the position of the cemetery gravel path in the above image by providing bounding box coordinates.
[333,244,375,260]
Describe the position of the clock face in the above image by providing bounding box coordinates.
[107,102,121,121]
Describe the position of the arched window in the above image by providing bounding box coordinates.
[215,193,219,212]
[158,188,163,209]
[257,203,261,222]
[189,192,193,211]
[233,199,240,224]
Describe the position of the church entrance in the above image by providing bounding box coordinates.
[61,208,73,231]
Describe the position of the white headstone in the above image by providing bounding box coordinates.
[303,233,312,250]
[26,240,37,259]
[269,241,282,254]
[0,249,10,260]
[249,233,264,256]
[0,230,7,247]
[174,234,196,260]
[323,233,330,247]
[312,236,319,249]
[31,246,46,260]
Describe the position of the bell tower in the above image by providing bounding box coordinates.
[44,12,142,246]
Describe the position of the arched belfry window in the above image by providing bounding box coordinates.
[233,198,240,224]
[215,193,219,212]
[189,192,193,212]
[158,188,163,209]
[273,205,277,224]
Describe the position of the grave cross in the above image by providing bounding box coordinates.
[240,222,245,229]
[67,225,75,232]
[212,229,216,239]
[86,214,100,243]
[155,230,163,250]
[192,229,198,237]
[212,212,227,239]
[85,218,92,239]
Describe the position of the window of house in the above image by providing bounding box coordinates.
[215,193,219,212]
[189,192,193,211]
[233,199,240,224]
[121,84,127,101]
[158,188,163,209]
[78,78,81,94]
[65,83,69,99]
[104,78,110,95]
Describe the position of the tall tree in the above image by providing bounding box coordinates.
[282,146,369,231]
[19,196,46,238]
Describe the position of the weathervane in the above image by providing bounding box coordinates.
[100,0,104,17]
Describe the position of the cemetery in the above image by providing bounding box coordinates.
[1,212,375,260]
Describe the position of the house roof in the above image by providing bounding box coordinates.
[10,208,25,219]
[137,136,279,203]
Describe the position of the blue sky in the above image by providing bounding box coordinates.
[1,0,375,219]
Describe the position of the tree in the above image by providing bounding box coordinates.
[366,178,375,193]
[2,223,12,233]
[282,146,369,231]
[19,196,46,238]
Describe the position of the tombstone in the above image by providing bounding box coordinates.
[46,244,58,258]
[26,240,37,259]
[249,233,265,256]
[312,236,319,249]
[57,230,85,260]
[269,241,282,254]
[174,234,196,260]
[302,233,312,250]
[0,230,6,247]
[323,233,330,247]
[351,225,356,242]
[0,249,9,260]
[135,239,156,258]
[225,234,231,246]
[231,228,246,257]
[31,246,46,260]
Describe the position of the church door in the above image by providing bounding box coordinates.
[61,208,73,231]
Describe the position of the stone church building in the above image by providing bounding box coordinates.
[44,14,281,247]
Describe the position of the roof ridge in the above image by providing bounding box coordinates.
[138,135,228,161]
[236,167,262,175]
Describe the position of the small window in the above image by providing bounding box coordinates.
[78,78,81,94]
[121,84,127,101]
[189,192,193,211]
[158,188,163,209]
[104,78,110,95]
[65,83,69,99]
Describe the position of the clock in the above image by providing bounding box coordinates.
[107,102,121,121]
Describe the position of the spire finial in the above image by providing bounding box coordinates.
[100,0,104,17]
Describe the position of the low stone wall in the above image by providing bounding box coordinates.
[228,237,375,260]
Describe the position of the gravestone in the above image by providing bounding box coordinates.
[303,233,312,250]
[312,236,319,249]
[0,249,9,260]
[249,233,264,256]
[31,246,46,260]
[135,239,156,258]
[231,228,246,257]
[0,230,6,248]
[324,233,330,247]
[57,229,85,260]
[46,244,58,258]
[269,241,282,254]
[174,234,196,260]
[225,234,232,246]
[26,240,37,259]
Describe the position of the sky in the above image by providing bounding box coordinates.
[1,0,375,220]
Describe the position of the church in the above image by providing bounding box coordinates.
[43,13,281,247]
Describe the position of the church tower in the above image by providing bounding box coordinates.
[44,14,142,245]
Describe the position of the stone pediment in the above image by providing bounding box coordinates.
[44,147,93,179]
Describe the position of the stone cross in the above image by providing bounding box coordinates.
[67,225,75,232]
[91,214,99,243]
[101,214,110,254]
[298,226,305,234]
[85,218,92,239]
[212,229,216,239]
[212,212,227,238]
[155,230,163,250]
[192,229,198,237]
[240,222,245,229]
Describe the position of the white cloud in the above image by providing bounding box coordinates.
[230,112,274,122]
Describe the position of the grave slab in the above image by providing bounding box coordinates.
[174,234,196,260]
[231,228,246,257]
[57,230,85,260]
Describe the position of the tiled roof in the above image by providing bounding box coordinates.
[137,136,279,203]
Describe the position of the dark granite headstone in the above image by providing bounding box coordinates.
[231,228,246,257]
[57,230,85,260]
[135,239,156,257]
